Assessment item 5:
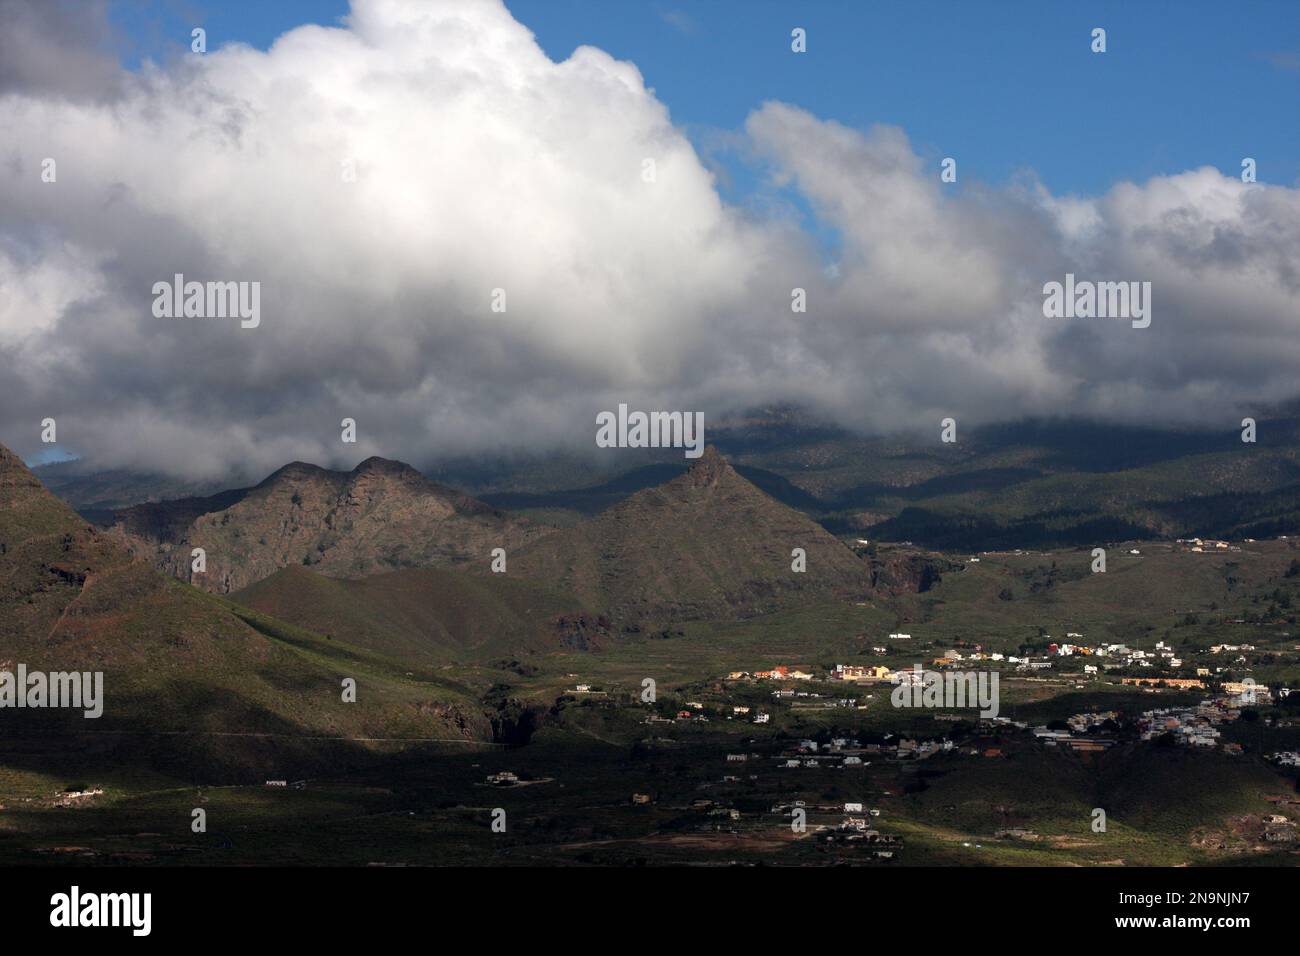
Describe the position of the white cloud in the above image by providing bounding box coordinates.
[0,0,1296,478]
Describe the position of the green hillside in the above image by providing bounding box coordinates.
[0,443,494,781]
[509,446,871,627]
[234,564,602,664]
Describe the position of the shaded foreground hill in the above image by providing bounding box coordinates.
[110,456,548,594]
[0,443,495,779]
[509,446,872,627]
[235,564,608,665]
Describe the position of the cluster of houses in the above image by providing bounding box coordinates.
[1053,638,1181,667]
[773,735,960,767]
[658,791,901,853]
[1135,690,1266,750]
[769,688,854,704]
[731,666,816,681]
[771,799,898,856]
[1175,537,1239,553]
[726,632,1280,693]
[50,787,104,807]
[1066,710,1120,733]
[1209,643,1256,656]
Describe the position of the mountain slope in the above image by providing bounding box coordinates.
[0,443,494,771]
[508,446,870,626]
[110,456,549,593]
[234,564,607,664]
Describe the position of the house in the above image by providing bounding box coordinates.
[844,802,864,813]
[726,753,748,763]
[1060,738,1112,753]
[1121,677,1206,690]
[630,793,651,805]
[753,713,770,724]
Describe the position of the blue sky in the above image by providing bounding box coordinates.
[105,0,1300,199]
[11,1,1300,471]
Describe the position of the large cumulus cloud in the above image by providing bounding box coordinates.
[0,0,1297,480]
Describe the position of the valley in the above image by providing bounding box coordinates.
[5,436,1300,866]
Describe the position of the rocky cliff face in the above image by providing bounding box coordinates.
[110,456,550,594]
[867,551,959,595]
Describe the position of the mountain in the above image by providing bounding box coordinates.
[46,409,1300,557]
[109,456,549,594]
[30,459,235,523]
[508,446,871,626]
[234,564,607,664]
[479,461,827,524]
[0,442,495,776]
[712,413,1300,550]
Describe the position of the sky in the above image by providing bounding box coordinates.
[1,0,1298,477]
[99,0,1300,196]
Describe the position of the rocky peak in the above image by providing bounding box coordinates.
[682,444,732,488]
[351,456,421,478]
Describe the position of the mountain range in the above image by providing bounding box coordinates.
[0,442,497,776]
[40,411,1300,555]
[109,456,545,594]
